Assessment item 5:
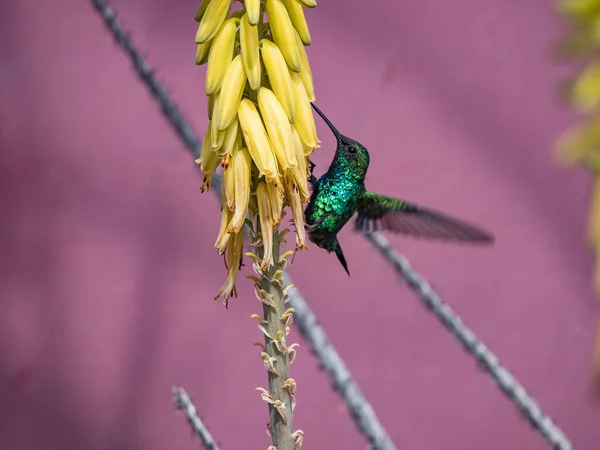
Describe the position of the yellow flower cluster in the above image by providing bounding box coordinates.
[193,0,320,304]
[556,0,600,386]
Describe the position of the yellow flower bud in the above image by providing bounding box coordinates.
[245,0,261,25]
[195,40,212,65]
[294,28,315,101]
[260,39,296,121]
[266,0,302,72]
[237,98,279,179]
[206,17,238,95]
[258,87,297,171]
[194,0,211,22]
[282,0,311,45]
[240,13,262,90]
[290,72,319,147]
[215,55,248,131]
[196,0,233,44]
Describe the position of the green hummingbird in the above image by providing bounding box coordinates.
[304,103,494,276]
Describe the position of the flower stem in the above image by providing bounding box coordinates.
[259,228,295,449]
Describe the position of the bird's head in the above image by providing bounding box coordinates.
[311,103,370,181]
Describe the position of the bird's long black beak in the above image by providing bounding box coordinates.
[311,102,343,142]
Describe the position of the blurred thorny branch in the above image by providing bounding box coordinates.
[91,0,574,448]
[173,387,220,450]
[555,0,600,393]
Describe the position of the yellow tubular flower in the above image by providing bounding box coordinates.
[196,124,220,191]
[245,0,261,25]
[237,98,279,180]
[196,40,212,65]
[258,87,297,171]
[290,127,310,202]
[206,17,239,95]
[266,0,302,72]
[257,182,274,269]
[266,181,283,224]
[290,72,319,147]
[228,147,252,233]
[282,0,311,45]
[290,124,314,156]
[284,175,307,249]
[211,93,226,150]
[216,229,245,306]
[196,123,220,188]
[240,14,262,90]
[222,160,236,211]
[260,39,296,121]
[218,117,240,161]
[215,55,248,131]
[196,0,233,44]
[215,195,234,253]
[294,29,315,101]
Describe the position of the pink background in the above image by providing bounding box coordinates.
[1,0,599,449]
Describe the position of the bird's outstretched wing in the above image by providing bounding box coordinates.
[355,192,494,243]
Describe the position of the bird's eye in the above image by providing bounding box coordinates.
[347,146,357,154]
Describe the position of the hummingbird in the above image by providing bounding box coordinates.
[304,103,494,276]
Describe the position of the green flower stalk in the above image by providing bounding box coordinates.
[555,0,600,392]
[193,0,319,447]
